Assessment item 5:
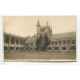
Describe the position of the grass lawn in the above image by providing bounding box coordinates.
[4,51,76,62]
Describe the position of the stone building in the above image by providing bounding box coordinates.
[36,20,52,50]
[4,20,76,53]
[35,20,76,52]
[25,35,36,50]
[4,33,26,52]
[48,32,76,52]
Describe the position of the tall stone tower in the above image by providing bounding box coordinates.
[36,20,40,33]
[36,20,52,51]
[36,20,41,50]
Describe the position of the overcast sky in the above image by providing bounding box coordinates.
[4,16,76,37]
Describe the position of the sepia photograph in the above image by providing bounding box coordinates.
[4,16,76,62]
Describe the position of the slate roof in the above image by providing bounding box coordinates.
[51,32,76,40]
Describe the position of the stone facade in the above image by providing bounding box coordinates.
[36,20,52,50]
[4,20,76,53]
[4,33,26,52]
[48,32,76,52]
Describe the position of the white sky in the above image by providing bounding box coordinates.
[4,16,76,37]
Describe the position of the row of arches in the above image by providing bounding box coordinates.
[51,40,75,45]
